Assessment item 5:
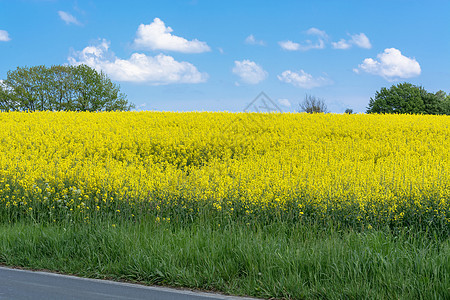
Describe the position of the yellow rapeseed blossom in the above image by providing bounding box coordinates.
[0,111,448,227]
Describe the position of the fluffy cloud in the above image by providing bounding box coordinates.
[58,11,81,26]
[68,39,208,85]
[245,34,265,46]
[332,33,371,50]
[354,48,421,81]
[277,70,331,89]
[278,99,291,107]
[331,39,351,50]
[279,27,326,51]
[305,27,328,38]
[279,40,300,51]
[0,30,11,42]
[232,60,268,84]
[351,33,371,49]
[133,18,210,53]
[297,39,325,51]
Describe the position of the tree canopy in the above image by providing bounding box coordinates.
[367,83,449,115]
[0,65,134,112]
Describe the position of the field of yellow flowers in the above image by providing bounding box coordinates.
[0,111,449,228]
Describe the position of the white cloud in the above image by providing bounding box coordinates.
[331,39,351,49]
[354,48,421,81]
[278,98,291,107]
[58,11,81,26]
[68,39,208,85]
[277,70,331,89]
[0,30,11,42]
[279,28,327,51]
[232,60,268,84]
[351,33,371,49]
[245,34,265,46]
[279,40,300,51]
[297,39,325,51]
[305,27,328,38]
[299,28,327,50]
[332,33,371,50]
[0,79,13,92]
[133,18,210,53]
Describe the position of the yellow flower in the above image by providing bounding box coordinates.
[0,111,447,227]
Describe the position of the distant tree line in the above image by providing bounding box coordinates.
[0,65,134,112]
[297,83,450,115]
[2,65,449,115]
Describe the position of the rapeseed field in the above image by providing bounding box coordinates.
[0,111,449,229]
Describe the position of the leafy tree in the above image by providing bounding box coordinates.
[442,97,450,115]
[0,80,12,111]
[435,90,447,101]
[0,65,134,112]
[344,108,353,114]
[436,90,450,115]
[366,83,445,115]
[422,91,442,115]
[298,94,328,113]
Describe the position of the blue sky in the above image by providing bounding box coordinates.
[1,0,449,113]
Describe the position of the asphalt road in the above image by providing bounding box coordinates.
[0,267,259,300]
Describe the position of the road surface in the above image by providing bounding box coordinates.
[0,266,259,300]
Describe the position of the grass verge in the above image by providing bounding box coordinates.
[0,220,449,299]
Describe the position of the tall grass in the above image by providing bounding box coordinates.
[0,219,449,299]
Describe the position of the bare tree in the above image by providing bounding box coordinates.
[298,94,328,113]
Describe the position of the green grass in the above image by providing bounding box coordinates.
[0,219,449,299]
